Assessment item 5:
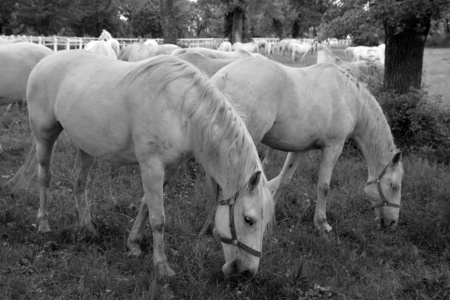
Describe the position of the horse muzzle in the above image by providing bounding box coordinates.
[222,260,257,278]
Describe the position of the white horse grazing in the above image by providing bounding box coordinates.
[14,51,274,278]
[218,41,232,51]
[204,58,404,237]
[232,42,259,53]
[291,42,313,62]
[0,42,53,118]
[345,46,355,62]
[98,29,120,57]
[84,40,117,59]
[353,45,383,63]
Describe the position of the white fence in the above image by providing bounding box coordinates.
[1,35,351,51]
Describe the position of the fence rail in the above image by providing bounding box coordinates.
[1,35,352,51]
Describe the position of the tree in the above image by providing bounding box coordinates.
[322,0,450,94]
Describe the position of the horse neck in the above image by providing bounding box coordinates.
[187,85,262,196]
[351,87,397,180]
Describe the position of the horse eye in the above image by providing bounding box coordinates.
[244,216,254,226]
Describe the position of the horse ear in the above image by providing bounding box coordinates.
[248,171,261,192]
[392,151,402,165]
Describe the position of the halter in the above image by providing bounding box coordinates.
[365,163,400,209]
[218,192,262,258]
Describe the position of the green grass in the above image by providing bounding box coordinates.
[1,51,450,299]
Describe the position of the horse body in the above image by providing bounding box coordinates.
[26,50,274,277]
[210,58,403,234]
[352,45,384,63]
[0,42,53,107]
[84,40,117,59]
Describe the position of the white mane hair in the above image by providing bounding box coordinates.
[121,56,272,205]
[332,64,398,168]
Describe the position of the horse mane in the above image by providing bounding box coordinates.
[121,56,273,213]
[332,64,397,168]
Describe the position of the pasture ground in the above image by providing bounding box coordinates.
[1,48,450,299]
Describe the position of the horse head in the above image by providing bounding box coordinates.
[365,151,404,229]
[214,170,274,278]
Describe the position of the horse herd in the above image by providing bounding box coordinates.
[0,31,401,279]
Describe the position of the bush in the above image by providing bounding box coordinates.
[375,89,450,163]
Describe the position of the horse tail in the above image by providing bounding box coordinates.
[4,142,38,191]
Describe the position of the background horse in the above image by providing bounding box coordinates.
[232,41,259,53]
[84,40,117,59]
[18,51,274,278]
[291,42,313,62]
[317,44,384,82]
[0,42,53,116]
[206,58,404,236]
[98,29,120,56]
[218,41,232,51]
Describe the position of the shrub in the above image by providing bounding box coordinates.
[374,89,450,163]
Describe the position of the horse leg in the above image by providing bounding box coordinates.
[35,128,63,233]
[268,152,303,202]
[73,148,96,233]
[314,144,344,235]
[127,158,175,277]
[262,147,275,170]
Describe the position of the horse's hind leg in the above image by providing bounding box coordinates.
[73,148,96,233]
[35,126,63,233]
[268,151,303,202]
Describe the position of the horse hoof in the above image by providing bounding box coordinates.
[38,222,51,233]
[127,247,143,257]
[156,264,175,277]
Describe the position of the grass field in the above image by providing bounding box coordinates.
[1,49,449,299]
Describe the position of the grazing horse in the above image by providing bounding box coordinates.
[21,50,274,277]
[172,47,253,59]
[352,45,384,63]
[207,58,403,235]
[232,42,259,53]
[0,42,53,117]
[84,40,117,59]
[144,39,158,47]
[98,29,120,56]
[291,42,313,62]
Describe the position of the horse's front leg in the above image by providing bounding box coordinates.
[128,159,175,277]
[314,144,344,236]
[73,148,96,234]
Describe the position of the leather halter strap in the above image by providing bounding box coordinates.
[218,192,262,258]
[365,163,400,209]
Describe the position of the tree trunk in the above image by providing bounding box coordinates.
[159,0,177,44]
[231,8,243,44]
[384,16,431,94]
